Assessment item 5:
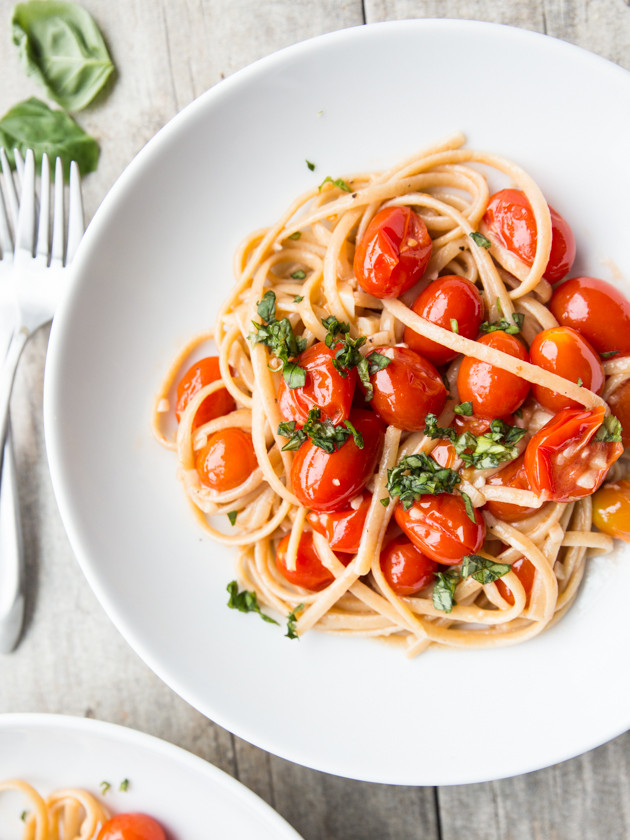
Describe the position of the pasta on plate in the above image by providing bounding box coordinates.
[153,132,630,656]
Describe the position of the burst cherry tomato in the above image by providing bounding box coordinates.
[291,410,385,511]
[549,276,630,355]
[176,356,236,430]
[97,813,166,840]
[523,406,623,502]
[353,206,432,298]
[456,331,530,418]
[195,427,257,491]
[362,345,447,431]
[484,455,538,522]
[404,274,485,365]
[379,534,439,595]
[482,189,575,284]
[607,381,630,448]
[394,494,486,565]
[307,494,371,553]
[495,556,536,606]
[275,532,349,591]
[277,341,356,426]
[592,480,630,542]
[529,326,604,412]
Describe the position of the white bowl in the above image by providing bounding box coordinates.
[0,714,302,837]
[45,19,630,785]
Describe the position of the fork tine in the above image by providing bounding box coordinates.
[14,149,36,258]
[13,149,24,186]
[0,150,19,231]
[35,154,50,266]
[65,161,84,264]
[0,182,13,261]
[50,157,64,269]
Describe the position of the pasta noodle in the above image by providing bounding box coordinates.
[153,133,630,656]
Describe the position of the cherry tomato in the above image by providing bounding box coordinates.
[353,206,432,298]
[307,494,371,553]
[403,274,485,365]
[607,380,630,448]
[430,440,457,469]
[529,326,604,412]
[456,331,530,418]
[176,356,236,429]
[394,494,486,565]
[195,427,257,491]
[275,532,350,591]
[523,406,623,502]
[549,276,630,355]
[484,454,538,522]
[453,413,515,436]
[379,534,439,595]
[495,556,536,606]
[277,341,356,426]
[483,189,576,284]
[592,480,630,542]
[291,410,385,511]
[362,345,447,431]
[97,813,166,840]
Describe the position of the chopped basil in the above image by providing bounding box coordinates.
[291,269,306,279]
[380,497,389,506]
[461,554,511,584]
[319,175,352,192]
[306,159,315,171]
[367,351,391,374]
[283,361,307,389]
[256,290,277,322]
[20,811,27,821]
[286,603,305,639]
[277,407,363,454]
[227,510,238,526]
[119,779,130,792]
[577,377,583,387]
[480,312,524,335]
[386,453,461,509]
[600,350,619,359]
[469,231,492,249]
[454,401,473,416]
[100,781,111,795]
[450,318,459,334]
[288,231,302,240]
[460,491,476,524]
[594,414,623,443]
[433,570,459,613]
[293,295,304,302]
[249,291,307,383]
[423,413,526,470]
[227,581,279,625]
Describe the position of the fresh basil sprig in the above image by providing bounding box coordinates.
[249,291,307,389]
[278,407,364,454]
[432,554,512,613]
[12,1,114,111]
[321,316,390,401]
[227,581,279,626]
[432,570,459,613]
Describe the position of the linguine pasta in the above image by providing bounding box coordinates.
[153,133,628,656]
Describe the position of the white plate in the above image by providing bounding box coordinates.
[44,20,630,785]
[0,714,302,838]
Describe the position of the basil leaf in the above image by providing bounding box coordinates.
[461,554,511,584]
[0,97,98,178]
[256,290,276,322]
[286,603,305,639]
[469,231,491,249]
[288,231,301,240]
[293,295,304,303]
[460,491,476,524]
[306,160,315,171]
[433,570,459,613]
[600,350,619,359]
[319,175,352,192]
[291,269,306,280]
[386,453,461,509]
[366,351,391,374]
[454,401,473,416]
[283,361,307,389]
[227,511,238,526]
[423,413,525,471]
[277,420,307,451]
[343,418,364,449]
[226,581,279,625]
[12,1,114,111]
[277,407,356,454]
[480,313,524,335]
[594,414,623,443]
[450,318,459,334]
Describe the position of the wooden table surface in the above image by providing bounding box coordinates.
[1,1,630,837]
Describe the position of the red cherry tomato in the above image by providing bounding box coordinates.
[97,813,166,840]
[456,331,530,418]
[275,532,349,591]
[607,380,630,448]
[549,276,630,355]
[483,189,576,284]
[495,556,536,606]
[430,440,457,469]
[379,534,439,595]
[277,341,356,426]
[523,406,623,502]
[307,494,371,553]
[529,326,604,412]
[195,427,257,491]
[453,413,515,436]
[404,274,485,365]
[362,345,447,431]
[394,494,486,565]
[484,454,538,522]
[353,206,432,299]
[176,356,236,429]
[592,480,630,542]
[291,410,385,511]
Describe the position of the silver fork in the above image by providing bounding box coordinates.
[0,149,84,652]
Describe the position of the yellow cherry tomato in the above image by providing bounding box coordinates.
[592,480,630,542]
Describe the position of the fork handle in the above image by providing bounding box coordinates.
[0,329,28,472]
[0,424,24,652]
